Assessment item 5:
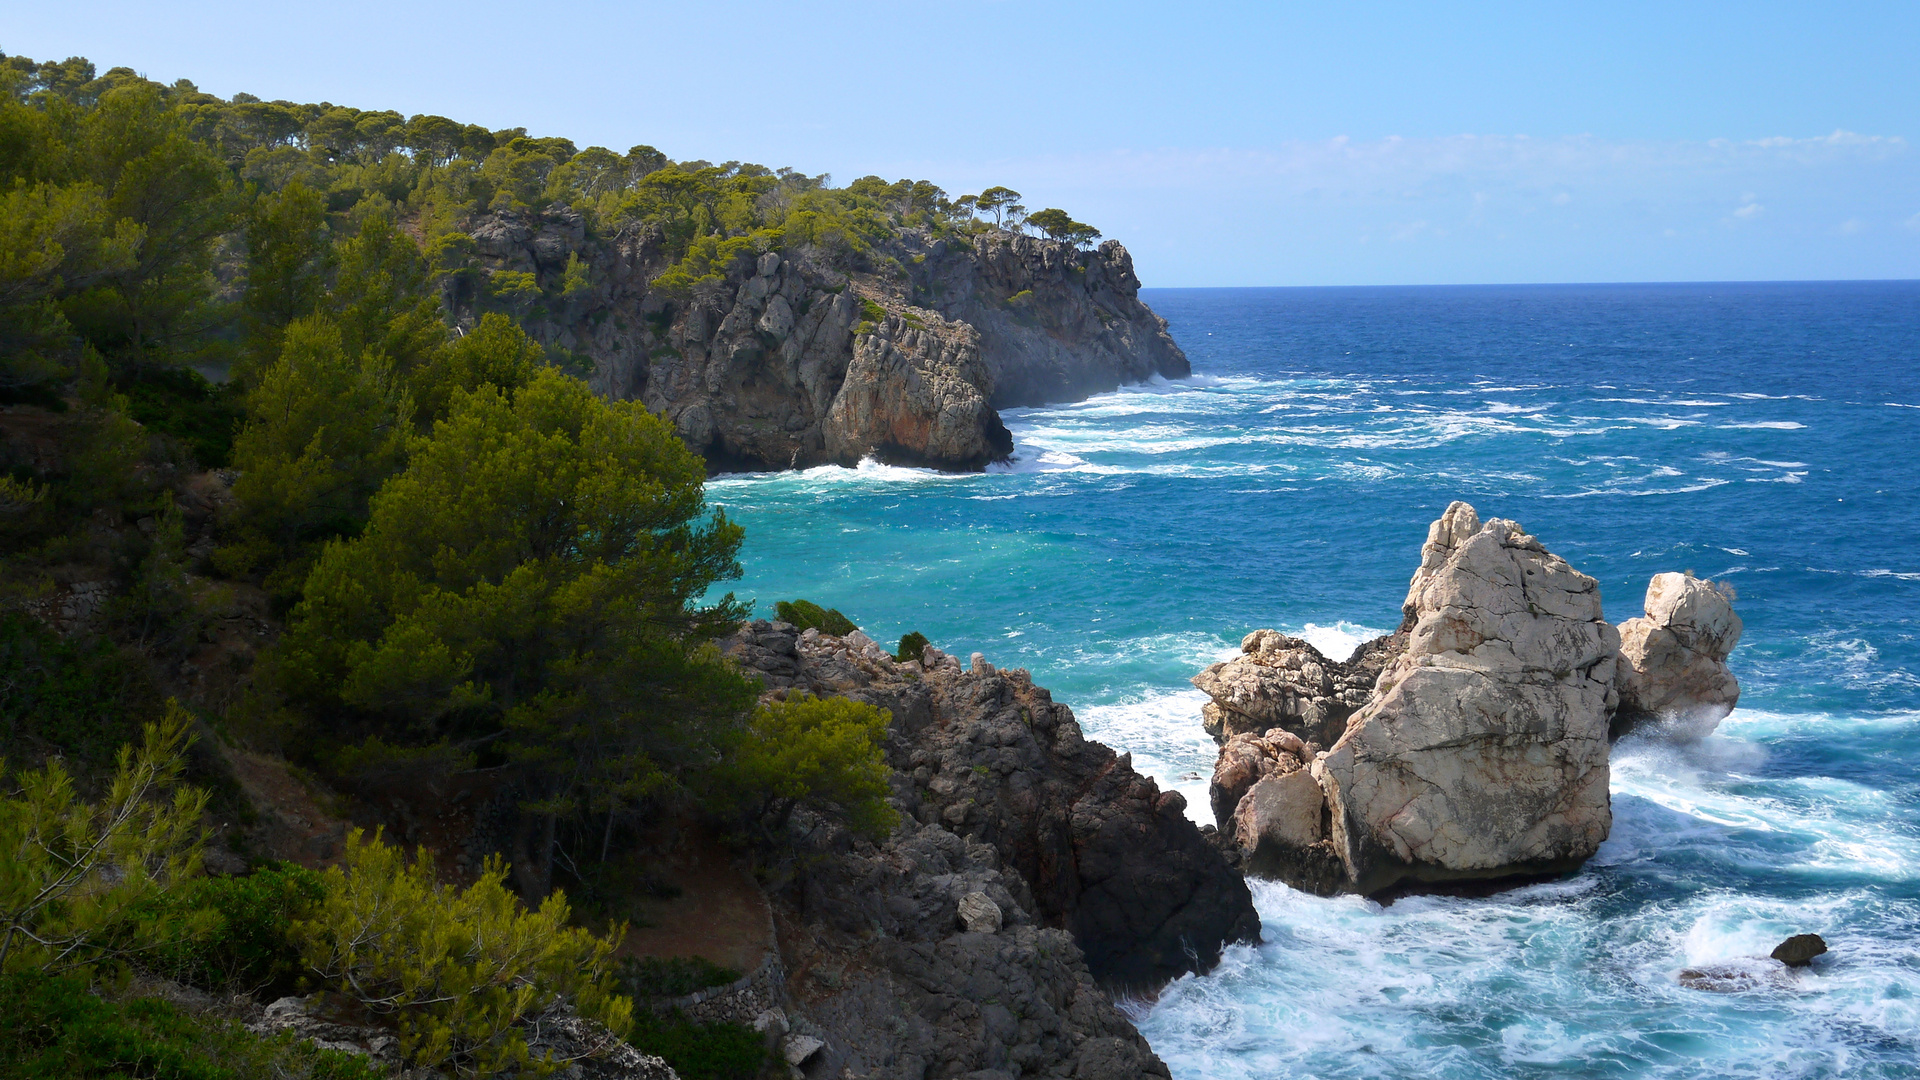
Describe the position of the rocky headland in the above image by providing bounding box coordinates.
[723,621,1260,1078]
[456,215,1188,472]
[1196,501,1745,898]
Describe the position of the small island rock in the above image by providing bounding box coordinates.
[1771,933,1828,967]
[1319,502,1618,895]
[1614,572,1743,739]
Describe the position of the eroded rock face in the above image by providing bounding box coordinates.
[771,817,1170,1080]
[453,215,1183,472]
[1192,629,1405,747]
[822,314,1012,470]
[1318,502,1618,896]
[1614,572,1743,739]
[724,620,1259,990]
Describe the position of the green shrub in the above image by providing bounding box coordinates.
[895,631,929,663]
[0,613,163,781]
[291,829,631,1076]
[773,599,856,637]
[148,864,324,994]
[614,955,740,1000]
[858,297,886,323]
[1,704,210,977]
[0,969,381,1080]
[627,1011,766,1080]
[115,367,244,469]
[719,693,897,843]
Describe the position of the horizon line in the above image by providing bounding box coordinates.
[1140,277,1920,291]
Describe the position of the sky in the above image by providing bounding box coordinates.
[8,1,1919,287]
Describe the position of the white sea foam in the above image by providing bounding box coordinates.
[1720,420,1808,430]
[1140,705,1920,1079]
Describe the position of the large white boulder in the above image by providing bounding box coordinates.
[1614,572,1742,739]
[1319,502,1618,895]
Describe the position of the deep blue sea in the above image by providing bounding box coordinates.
[708,281,1920,1079]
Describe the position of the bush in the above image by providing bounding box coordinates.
[0,969,381,1080]
[147,864,324,994]
[774,599,856,637]
[0,613,163,781]
[115,367,243,469]
[614,955,740,1000]
[1,703,210,977]
[291,829,631,1076]
[895,631,929,663]
[626,1011,765,1080]
[720,693,897,843]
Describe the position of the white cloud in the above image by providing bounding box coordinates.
[1734,202,1764,219]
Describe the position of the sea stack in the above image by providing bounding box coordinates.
[1612,571,1743,739]
[1207,502,1621,896]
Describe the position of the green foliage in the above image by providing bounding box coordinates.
[626,1011,766,1080]
[0,612,163,778]
[0,702,210,976]
[410,312,541,428]
[147,864,323,994]
[1025,208,1101,248]
[0,969,383,1080]
[239,180,332,371]
[114,366,242,468]
[895,631,929,663]
[291,829,631,1075]
[274,368,752,881]
[613,955,740,999]
[221,316,413,594]
[858,297,886,323]
[720,693,897,843]
[773,599,856,636]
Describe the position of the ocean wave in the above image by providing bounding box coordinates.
[1719,421,1808,430]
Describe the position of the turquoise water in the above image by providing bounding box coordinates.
[707,282,1920,1079]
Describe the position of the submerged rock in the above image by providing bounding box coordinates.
[1678,961,1793,993]
[1614,572,1743,739]
[1192,629,1403,747]
[1771,933,1829,967]
[1317,502,1618,896]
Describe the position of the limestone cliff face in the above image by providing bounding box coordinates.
[450,211,1184,471]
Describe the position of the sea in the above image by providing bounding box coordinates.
[705,281,1920,1079]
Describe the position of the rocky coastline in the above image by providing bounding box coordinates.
[1196,501,1746,899]
[722,621,1259,1079]
[455,214,1189,473]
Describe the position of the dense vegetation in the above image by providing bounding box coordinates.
[0,49,1033,1076]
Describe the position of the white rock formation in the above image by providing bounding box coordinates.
[1318,502,1618,895]
[1614,572,1743,739]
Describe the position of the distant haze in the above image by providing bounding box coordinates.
[12,1,1918,286]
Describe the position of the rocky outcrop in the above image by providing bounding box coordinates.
[1318,503,1619,895]
[1613,572,1743,739]
[450,214,1185,472]
[244,994,676,1079]
[1205,503,1621,897]
[1192,629,1405,747]
[724,621,1259,995]
[770,814,1170,1080]
[822,313,1012,469]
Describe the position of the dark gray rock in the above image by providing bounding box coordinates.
[450,216,1184,472]
[1771,933,1828,967]
[726,620,1260,990]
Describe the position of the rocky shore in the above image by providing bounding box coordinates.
[723,621,1259,1079]
[1196,501,1745,898]
[457,214,1188,472]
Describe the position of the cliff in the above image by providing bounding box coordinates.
[722,620,1260,1077]
[453,213,1188,471]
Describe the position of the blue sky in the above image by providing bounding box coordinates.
[9,1,1918,286]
